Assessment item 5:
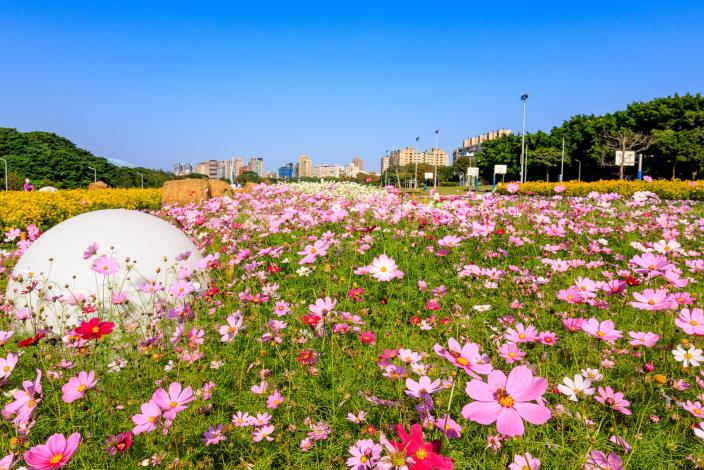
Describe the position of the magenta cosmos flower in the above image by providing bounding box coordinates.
[462,365,551,437]
[24,432,80,469]
[433,337,493,379]
[61,370,97,403]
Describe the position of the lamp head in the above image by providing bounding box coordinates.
[521,94,529,101]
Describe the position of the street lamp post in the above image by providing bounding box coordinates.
[575,159,582,181]
[559,136,565,182]
[415,137,420,189]
[137,172,144,189]
[434,130,439,188]
[520,94,529,183]
[0,158,7,190]
[88,166,97,183]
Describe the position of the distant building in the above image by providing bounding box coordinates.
[297,155,313,178]
[381,156,390,173]
[248,157,264,176]
[352,156,363,172]
[278,163,295,179]
[172,163,192,176]
[313,164,341,179]
[452,128,512,164]
[194,160,220,178]
[386,147,449,168]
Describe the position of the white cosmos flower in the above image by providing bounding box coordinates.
[672,345,704,368]
[557,374,595,402]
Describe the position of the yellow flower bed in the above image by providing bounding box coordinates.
[0,189,162,232]
[496,180,704,200]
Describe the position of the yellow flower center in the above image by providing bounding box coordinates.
[50,454,63,465]
[456,357,469,366]
[597,331,605,337]
[380,267,387,272]
[2,365,9,372]
[691,320,699,326]
[695,409,702,415]
[495,388,514,408]
[77,384,86,392]
[92,326,100,334]
[170,401,177,408]
[648,299,655,305]
[685,353,693,359]
[360,456,368,463]
[148,416,156,423]
[508,352,516,358]
[518,333,526,339]
[415,449,427,460]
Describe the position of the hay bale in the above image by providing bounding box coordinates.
[162,179,210,206]
[88,181,108,190]
[208,179,233,198]
[38,186,58,192]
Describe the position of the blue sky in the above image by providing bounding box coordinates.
[1,1,702,172]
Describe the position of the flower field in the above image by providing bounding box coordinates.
[0,181,703,469]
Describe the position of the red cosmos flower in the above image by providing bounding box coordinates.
[19,332,46,348]
[75,317,114,340]
[390,423,453,470]
[267,265,281,273]
[365,424,377,435]
[302,314,321,327]
[409,316,422,326]
[624,276,641,287]
[82,304,97,314]
[358,331,376,345]
[204,287,219,297]
[296,349,318,366]
[495,229,506,235]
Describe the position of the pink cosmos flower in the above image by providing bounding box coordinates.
[0,353,18,383]
[405,376,442,398]
[232,411,253,427]
[61,370,97,403]
[169,280,194,299]
[461,365,551,437]
[266,390,284,409]
[585,450,623,470]
[202,424,227,446]
[433,338,493,378]
[253,425,275,442]
[151,382,194,420]
[498,343,526,364]
[630,252,673,276]
[346,439,383,469]
[629,288,673,311]
[309,296,337,316]
[0,454,13,470]
[627,331,659,348]
[219,313,244,342]
[683,400,704,419]
[274,300,290,317]
[594,386,631,415]
[505,323,539,343]
[506,182,520,194]
[0,330,14,346]
[90,256,120,275]
[509,452,541,470]
[538,331,557,345]
[435,414,462,439]
[132,401,162,434]
[581,318,623,341]
[82,242,99,259]
[438,235,462,248]
[298,240,328,264]
[23,432,81,470]
[675,308,704,335]
[368,254,402,282]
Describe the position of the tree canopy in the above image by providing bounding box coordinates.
[0,128,175,189]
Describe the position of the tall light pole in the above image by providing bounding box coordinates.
[575,159,582,181]
[0,158,7,190]
[434,129,439,188]
[88,166,97,182]
[559,136,565,182]
[520,94,529,183]
[414,136,420,189]
[137,172,144,189]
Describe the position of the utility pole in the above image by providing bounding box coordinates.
[559,136,565,182]
[88,166,97,182]
[520,94,529,183]
[576,159,582,181]
[434,130,439,188]
[415,137,420,189]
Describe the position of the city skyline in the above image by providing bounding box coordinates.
[1,2,702,171]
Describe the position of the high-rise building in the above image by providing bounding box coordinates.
[172,163,193,176]
[352,156,363,172]
[452,129,512,164]
[194,160,220,178]
[381,156,390,173]
[313,164,341,178]
[278,163,295,179]
[297,155,313,178]
[248,157,264,176]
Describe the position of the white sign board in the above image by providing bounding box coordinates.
[424,172,434,179]
[494,165,507,174]
[467,167,479,177]
[615,151,636,166]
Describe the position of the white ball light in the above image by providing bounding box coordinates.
[6,209,203,333]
